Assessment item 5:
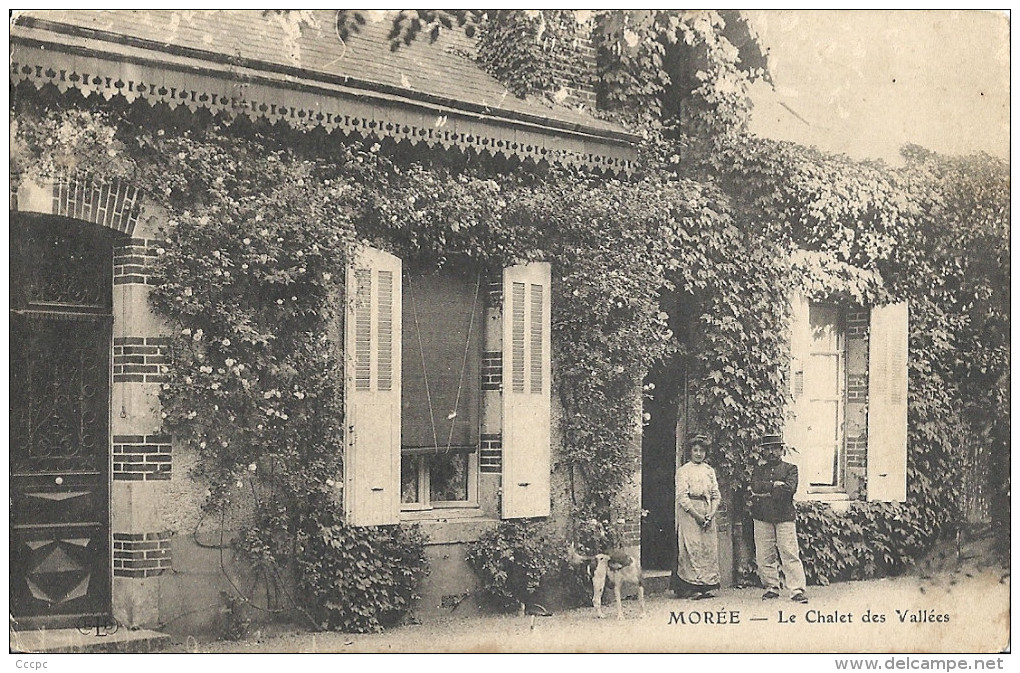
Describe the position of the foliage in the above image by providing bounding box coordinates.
[10,6,1009,604]
[894,148,1011,556]
[475,11,588,101]
[144,131,356,517]
[796,501,936,585]
[9,103,135,185]
[705,135,1010,574]
[465,521,560,612]
[296,514,429,632]
[570,503,625,555]
[220,592,253,641]
[331,10,767,136]
[597,10,767,135]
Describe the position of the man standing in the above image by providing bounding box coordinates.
[750,433,809,604]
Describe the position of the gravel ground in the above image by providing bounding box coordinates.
[171,565,1009,654]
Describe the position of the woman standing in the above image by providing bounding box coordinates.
[675,434,722,599]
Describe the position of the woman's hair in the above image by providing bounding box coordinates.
[689,434,711,450]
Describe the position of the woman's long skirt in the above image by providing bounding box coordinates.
[676,500,720,594]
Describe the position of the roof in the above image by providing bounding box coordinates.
[10,10,638,173]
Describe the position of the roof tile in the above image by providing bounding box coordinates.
[16,9,623,133]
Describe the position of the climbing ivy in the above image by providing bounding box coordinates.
[332,10,767,135]
[701,134,1010,572]
[10,8,1008,623]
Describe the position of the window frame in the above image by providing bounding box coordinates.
[803,301,848,495]
[397,266,484,515]
[400,451,480,512]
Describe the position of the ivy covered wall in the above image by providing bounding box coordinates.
[10,8,1008,629]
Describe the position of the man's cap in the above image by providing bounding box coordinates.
[759,433,784,447]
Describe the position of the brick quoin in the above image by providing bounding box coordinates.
[479,433,502,473]
[114,336,169,384]
[113,238,164,286]
[846,373,869,402]
[846,434,868,469]
[113,433,172,480]
[847,310,870,338]
[481,351,502,391]
[113,531,172,577]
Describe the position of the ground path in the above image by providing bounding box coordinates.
[175,566,1008,654]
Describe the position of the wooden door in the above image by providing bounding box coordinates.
[10,215,115,628]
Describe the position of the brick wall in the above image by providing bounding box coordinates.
[113,434,172,481]
[847,310,869,338]
[113,532,171,578]
[114,238,162,285]
[480,433,502,473]
[543,13,598,110]
[113,336,168,384]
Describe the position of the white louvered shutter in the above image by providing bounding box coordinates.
[867,302,909,502]
[784,293,812,498]
[344,247,401,525]
[501,262,552,518]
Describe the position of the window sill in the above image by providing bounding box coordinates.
[401,504,481,520]
[399,513,500,545]
[800,492,851,513]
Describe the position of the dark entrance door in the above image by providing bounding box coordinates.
[10,214,117,628]
[640,365,682,571]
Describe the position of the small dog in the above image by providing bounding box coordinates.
[567,544,646,620]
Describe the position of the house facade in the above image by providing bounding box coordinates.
[9,9,644,636]
[10,10,912,640]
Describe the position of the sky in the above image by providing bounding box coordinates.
[744,10,1010,165]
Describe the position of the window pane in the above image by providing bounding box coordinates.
[429,453,469,502]
[801,302,847,491]
[401,455,421,504]
[806,353,840,398]
[804,400,839,486]
[810,304,841,351]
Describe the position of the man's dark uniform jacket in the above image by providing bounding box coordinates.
[749,460,798,523]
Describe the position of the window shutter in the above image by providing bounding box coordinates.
[501,261,551,518]
[344,246,402,525]
[784,293,812,498]
[866,301,909,502]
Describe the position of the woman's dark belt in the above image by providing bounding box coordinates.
[687,494,709,501]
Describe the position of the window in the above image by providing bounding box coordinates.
[787,295,908,502]
[399,268,483,509]
[344,248,552,525]
[794,303,847,492]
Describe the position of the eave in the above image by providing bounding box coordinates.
[11,16,640,174]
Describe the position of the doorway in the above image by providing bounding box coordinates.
[640,363,683,571]
[10,214,119,628]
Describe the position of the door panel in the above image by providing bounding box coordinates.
[10,216,114,627]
